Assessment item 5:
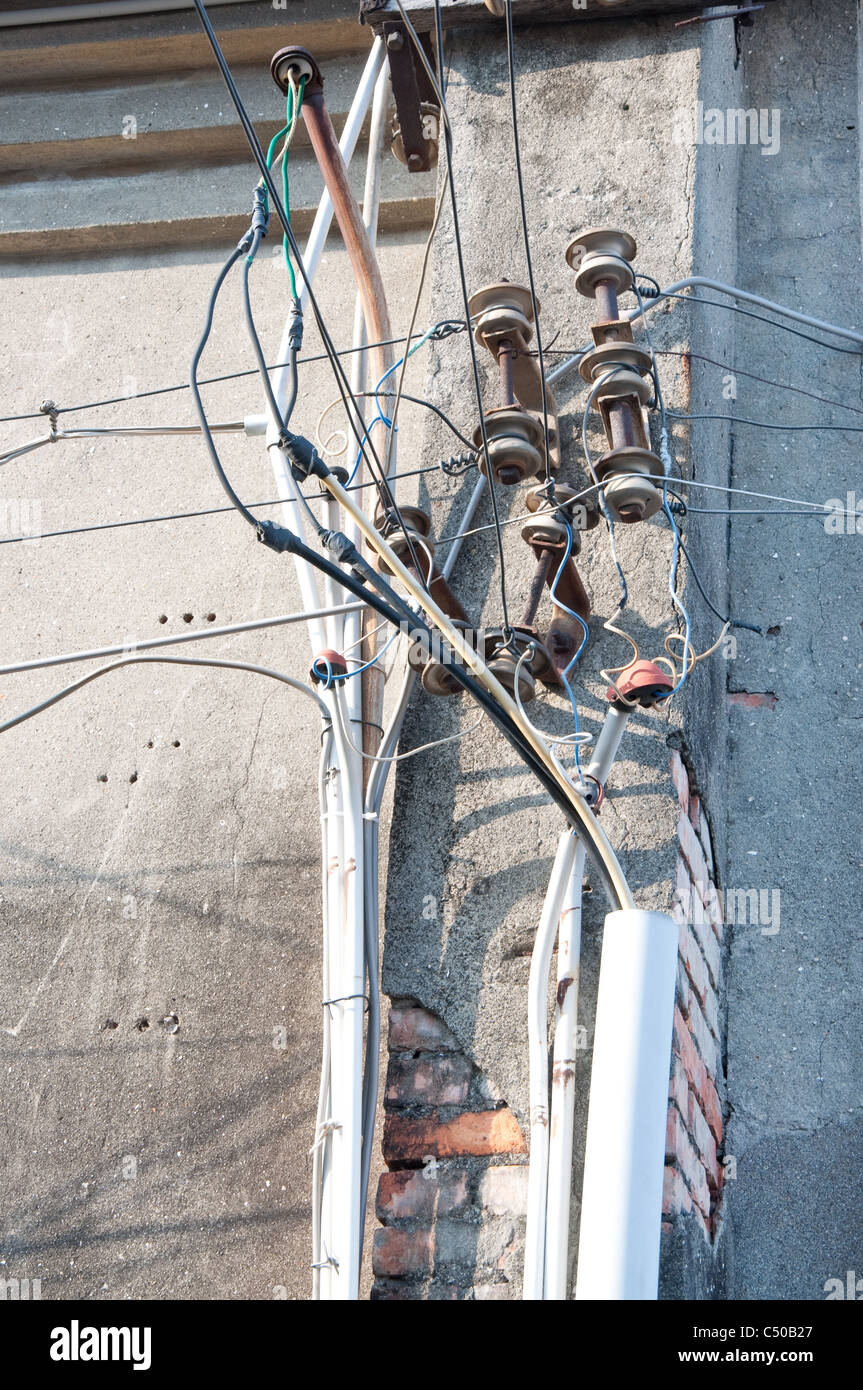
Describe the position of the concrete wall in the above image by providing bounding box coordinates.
[379,10,741,1298]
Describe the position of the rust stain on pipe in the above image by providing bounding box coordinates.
[300,75,395,779]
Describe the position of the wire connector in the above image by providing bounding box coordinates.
[255,519,302,554]
[320,528,363,571]
[281,431,329,482]
[250,183,270,238]
[288,300,304,350]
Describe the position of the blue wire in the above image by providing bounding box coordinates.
[311,632,399,690]
[346,327,439,486]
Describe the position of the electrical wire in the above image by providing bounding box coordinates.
[643,288,863,355]
[395,0,514,634]
[667,409,863,434]
[654,348,863,419]
[332,682,484,764]
[503,0,551,486]
[0,323,467,425]
[0,654,332,736]
[191,0,426,562]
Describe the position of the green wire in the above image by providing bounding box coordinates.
[262,78,307,298]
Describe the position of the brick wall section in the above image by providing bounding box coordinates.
[376,757,727,1296]
[666,750,726,1244]
[372,1001,529,1300]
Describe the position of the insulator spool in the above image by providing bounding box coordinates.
[310,648,348,686]
[473,406,546,486]
[521,517,573,552]
[601,475,663,524]
[525,484,601,531]
[579,341,653,385]
[270,45,321,94]
[391,102,440,170]
[593,445,661,485]
[592,367,653,406]
[467,282,536,353]
[373,503,432,539]
[408,620,475,698]
[374,526,435,577]
[482,625,550,703]
[607,659,674,708]
[565,227,637,299]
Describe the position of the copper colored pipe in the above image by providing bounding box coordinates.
[299,72,395,776]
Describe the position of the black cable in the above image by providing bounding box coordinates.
[647,289,863,356]
[667,409,863,435]
[241,226,288,436]
[189,236,262,531]
[675,528,762,636]
[0,460,474,550]
[0,327,467,426]
[654,348,863,420]
[503,0,551,487]
[425,0,512,632]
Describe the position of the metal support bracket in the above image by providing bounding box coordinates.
[382,21,440,172]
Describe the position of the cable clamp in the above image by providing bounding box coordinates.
[250,183,270,238]
[255,519,300,554]
[39,399,59,437]
[281,431,329,482]
[429,318,467,341]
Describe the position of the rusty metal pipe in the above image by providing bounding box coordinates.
[295,59,395,774]
[498,337,516,407]
[520,549,555,629]
[594,277,620,325]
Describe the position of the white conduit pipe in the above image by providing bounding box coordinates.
[542,705,631,1298]
[543,838,586,1300]
[575,908,678,1300]
[523,830,578,1299]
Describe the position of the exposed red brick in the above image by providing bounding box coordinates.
[727,691,778,710]
[674,1008,722,1142]
[666,1110,711,1220]
[686,1091,720,1188]
[372,1227,434,1278]
[388,1003,459,1052]
[669,750,690,812]
[385,1052,472,1107]
[668,1056,690,1117]
[384,1108,527,1164]
[376,1168,469,1224]
[678,920,709,1006]
[677,812,710,901]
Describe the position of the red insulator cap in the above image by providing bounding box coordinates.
[310,648,348,686]
[607,659,674,708]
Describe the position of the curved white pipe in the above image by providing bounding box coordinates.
[575,910,678,1300]
[523,830,578,1299]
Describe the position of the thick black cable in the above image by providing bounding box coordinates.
[503,0,551,487]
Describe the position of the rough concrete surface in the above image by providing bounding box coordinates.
[0,230,429,1299]
[381,13,739,1298]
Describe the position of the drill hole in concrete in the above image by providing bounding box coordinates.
[172,740,180,749]
[182,613,193,623]
[129,772,138,784]
[97,773,108,783]
[158,615,168,624]
[206,613,216,623]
